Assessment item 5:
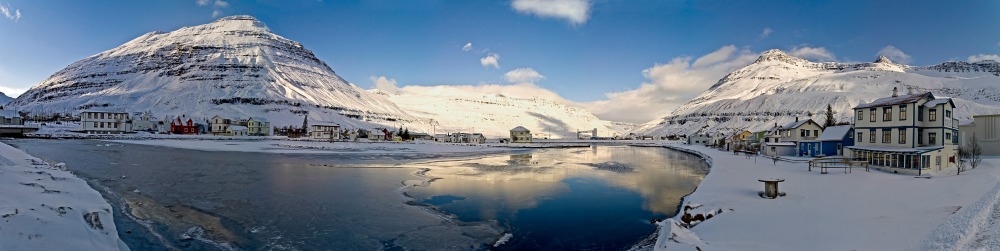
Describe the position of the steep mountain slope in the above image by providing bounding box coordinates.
[8,16,415,129]
[635,49,1000,136]
[376,88,629,139]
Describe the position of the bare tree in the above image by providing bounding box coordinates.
[969,134,983,169]
[957,145,969,175]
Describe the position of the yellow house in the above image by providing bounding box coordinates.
[510,126,532,143]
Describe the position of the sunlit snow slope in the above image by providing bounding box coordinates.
[9,16,415,129]
[635,49,1000,136]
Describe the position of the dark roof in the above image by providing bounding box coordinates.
[855,92,934,109]
[781,119,818,130]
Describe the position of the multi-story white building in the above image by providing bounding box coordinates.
[959,114,1000,156]
[241,117,271,136]
[311,124,341,140]
[210,115,234,135]
[846,88,958,175]
[510,126,532,143]
[80,110,132,134]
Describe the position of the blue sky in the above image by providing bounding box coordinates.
[0,0,998,122]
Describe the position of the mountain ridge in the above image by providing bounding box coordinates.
[635,49,1000,137]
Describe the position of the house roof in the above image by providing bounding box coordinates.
[81,109,129,114]
[312,123,340,127]
[782,119,817,130]
[817,125,853,141]
[923,98,954,108]
[0,109,17,118]
[855,92,934,109]
[510,126,530,132]
[765,142,796,146]
[228,125,248,130]
[247,117,269,123]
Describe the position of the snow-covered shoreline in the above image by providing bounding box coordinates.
[0,142,129,250]
[641,143,1000,250]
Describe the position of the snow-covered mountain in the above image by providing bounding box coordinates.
[8,16,415,129]
[635,49,1000,136]
[375,88,629,139]
[0,92,13,106]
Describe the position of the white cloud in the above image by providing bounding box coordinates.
[480,53,500,69]
[504,68,546,84]
[196,0,211,6]
[788,45,836,62]
[968,54,1000,63]
[397,83,569,103]
[876,45,912,64]
[0,2,20,22]
[462,43,473,51]
[759,28,773,39]
[0,85,25,98]
[582,45,759,123]
[212,10,223,18]
[511,0,591,25]
[214,0,230,7]
[370,76,401,94]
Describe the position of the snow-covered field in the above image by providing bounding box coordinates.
[642,143,1000,251]
[0,142,128,251]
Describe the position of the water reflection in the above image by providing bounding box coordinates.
[408,145,707,250]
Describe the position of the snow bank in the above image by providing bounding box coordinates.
[0,142,128,250]
[923,179,1000,250]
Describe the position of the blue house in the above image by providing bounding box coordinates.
[798,125,855,157]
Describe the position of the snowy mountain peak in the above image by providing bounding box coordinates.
[874,55,893,64]
[10,16,416,130]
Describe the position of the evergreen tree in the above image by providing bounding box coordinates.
[302,114,309,131]
[824,104,836,127]
[403,128,410,140]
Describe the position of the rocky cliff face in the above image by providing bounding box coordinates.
[634,50,1000,136]
[10,16,415,128]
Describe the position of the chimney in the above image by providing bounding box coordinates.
[892,87,898,97]
[795,117,799,122]
[774,122,778,127]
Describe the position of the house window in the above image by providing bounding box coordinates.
[946,110,952,118]
[857,110,863,121]
[929,132,937,145]
[918,108,924,121]
[801,130,806,137]
[918,129,924,144]
[883,107,892,121]
[93,122,98,128]
[813,130,819,136]
[899,129,907,144]
[930,109,937,121]
[946,132,951,141]
[857,132,863,143]
[870,129,876,143]
[882,130,891,143]
[900,106,907,121]
[870,109,876,122]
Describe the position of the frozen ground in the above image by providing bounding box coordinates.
[0,142,128,251]
[639,143,1000,251]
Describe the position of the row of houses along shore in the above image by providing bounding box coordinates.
[689,87,999,175]
[63,109,545,143]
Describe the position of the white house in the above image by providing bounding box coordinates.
[131,112,160,132]
[244,117,271,136]
[846,88,958,175]
[226,125,249,136]
[778,118,824,143]
[434,134,449,142]
[311,124,341,140]
[80,109,132,134]
[210,115,234,135]
[959,114,1000,156]
[510,126,532,143]
[687,134,711,145]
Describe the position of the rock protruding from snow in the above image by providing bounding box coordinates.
[874,55,893,64]
[9,15,416,130]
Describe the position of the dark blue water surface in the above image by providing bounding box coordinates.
[6,140,707,251]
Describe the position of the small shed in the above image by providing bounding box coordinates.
[764,142,796,157]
